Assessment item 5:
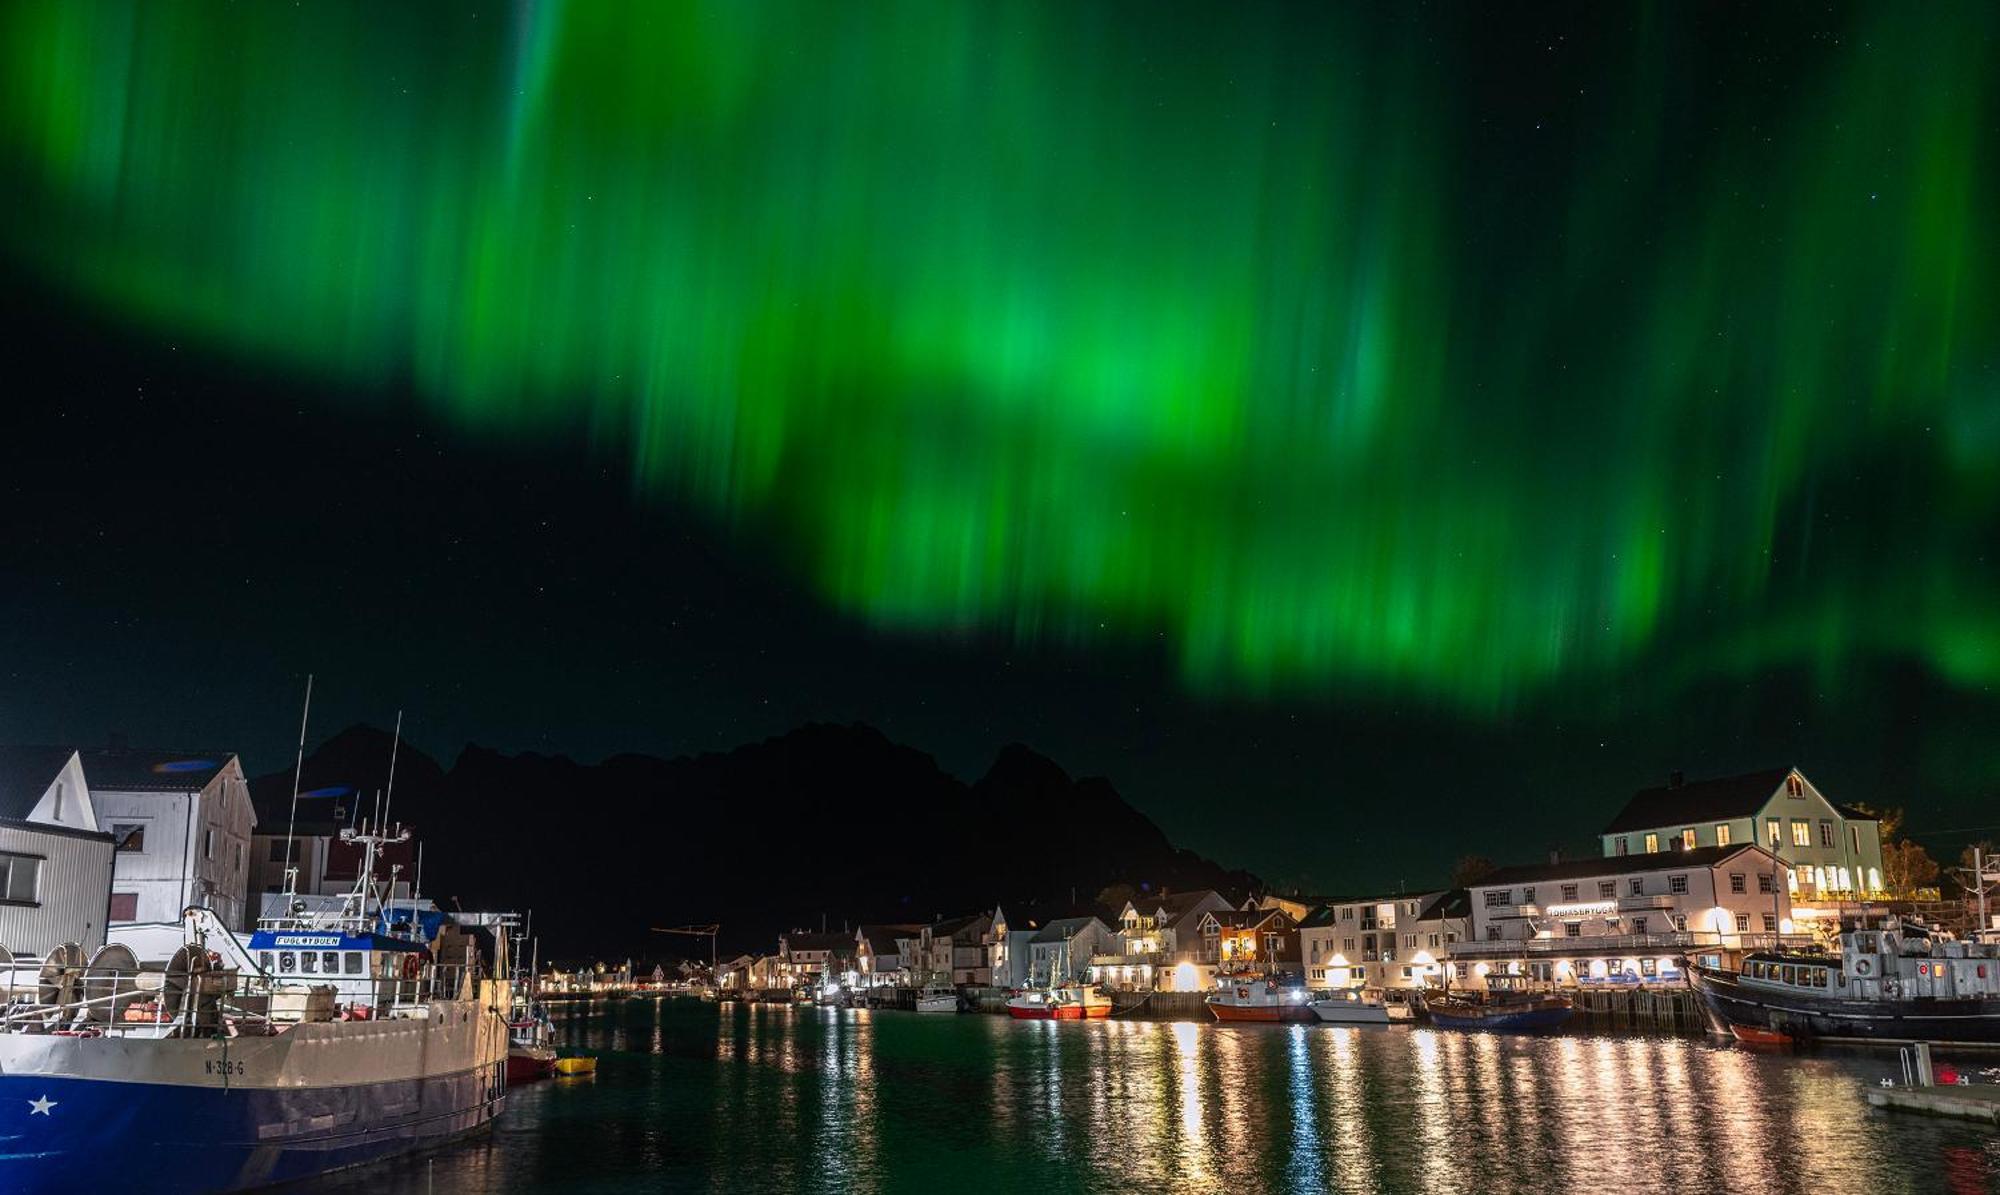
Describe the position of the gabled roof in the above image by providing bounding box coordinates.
[856,924,922,954]
[1599,768,1795,835]
[927,912,991,939]
[78,748,235,793]
[1473,845,1775,888]
[1030,916,1103,944]
[0,747,78,821]
[1417,889,1471,921]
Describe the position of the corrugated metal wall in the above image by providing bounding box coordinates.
[0,824,114,957]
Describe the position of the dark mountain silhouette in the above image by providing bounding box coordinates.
[249,722,1259,961]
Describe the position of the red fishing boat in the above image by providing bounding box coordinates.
[1005,985,1113,1020]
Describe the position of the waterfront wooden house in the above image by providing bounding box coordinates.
[1028,916,1113,986]
[1450,845,1799,990]
[855,924,921,988]
[1300,889,1471,993]
[81,746,255,930]
[0,747,117,957]
[1197,907,1301,978]
[906,911,995,986]
[780,930,858,990]
[1600,768,1885,907]
[1088,890,1233,992]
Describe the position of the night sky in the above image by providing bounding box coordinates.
[2,2,1995,894]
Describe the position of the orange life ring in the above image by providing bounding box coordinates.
[402,954,421,980]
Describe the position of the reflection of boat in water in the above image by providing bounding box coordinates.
[915,982,959,1013]
[1307,988,1395,1025]
[1422,984,1573,1032]
[1207,976,1314,1023]
[1005,985,1112,1020]
[1690,918,2000,1045]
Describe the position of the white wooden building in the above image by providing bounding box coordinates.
[81,748,256,929]
[1450,845,1795,988]
[0,748,117,956]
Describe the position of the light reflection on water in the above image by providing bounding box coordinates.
[316,999,2000,1195]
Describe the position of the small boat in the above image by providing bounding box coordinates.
[1006,985,1112,1020]
[1307,988,1394,1025]
[1206,975,1314,1023]
[1422,988,1573,1032]
[1690,917,2000,1045]
[915,981,960,1013]
[553,1055,597,1077]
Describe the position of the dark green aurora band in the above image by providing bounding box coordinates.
[3,2,1995,710]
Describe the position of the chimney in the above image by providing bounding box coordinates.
[1669,770,1684,789]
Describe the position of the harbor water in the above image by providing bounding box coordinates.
[317,997,2000,1194]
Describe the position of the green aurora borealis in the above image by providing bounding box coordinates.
[3,1,1996,711]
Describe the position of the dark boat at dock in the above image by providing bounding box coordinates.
[1690,918,2000,1045]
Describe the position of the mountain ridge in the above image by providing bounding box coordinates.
[249,721,1260,959]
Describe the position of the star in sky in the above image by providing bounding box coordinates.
[27,1094,56,1115]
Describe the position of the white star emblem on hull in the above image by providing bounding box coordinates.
[28,1095,56,1115]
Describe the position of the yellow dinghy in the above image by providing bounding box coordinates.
[553,1055,598,1077]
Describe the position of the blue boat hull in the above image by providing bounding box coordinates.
[1428,1005,1573,1032]
[0,1060,505,1193]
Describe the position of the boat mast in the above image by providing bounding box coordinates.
[279,674,314,911]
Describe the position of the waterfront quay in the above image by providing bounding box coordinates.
[685,767,1910,1035]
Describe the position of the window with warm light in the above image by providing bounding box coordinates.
[1767,818,1782,846]
[1790,820,1811,847]
[1681,828,1696,850]
[1644,833,1658,853]
[1715,823,1731,846]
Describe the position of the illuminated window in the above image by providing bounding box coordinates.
[1787,774,1804,797]
[1790,821,1811,847]
[1669,875,1688,895]
[1767,818,1782,846]
[1715,824,1731,847]
[1681,828,1697,850]
[1868,867,1882,892]
[1729,873,1746,894]
[1644,833,1659,854]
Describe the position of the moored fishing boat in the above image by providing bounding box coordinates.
[1005,985,1112,1020]
[1206,975,1314,1023]
[1422,988,1574,1031]
[1689,917,2000,1044]
[1307,987,1395,1025]
[915,981,959,1013]
[0,821,513,1193]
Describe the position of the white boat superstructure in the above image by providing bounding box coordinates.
[915,981,959,1013]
